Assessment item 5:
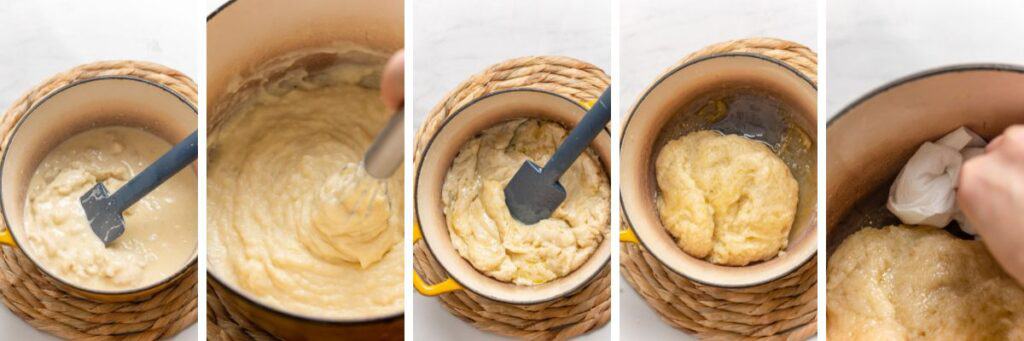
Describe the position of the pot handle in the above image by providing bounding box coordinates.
[620,227,639,244]
[0,228,13,247]
[412,221,463,296]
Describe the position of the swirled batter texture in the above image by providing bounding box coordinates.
[656,131,797,265]
[24,127,197,291]
[207,60,403,318]
[442,119,609,286]
[827,226,1024,340]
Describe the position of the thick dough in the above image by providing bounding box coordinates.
[827,226,1024,340]
[655,131,797,266]
[442,119,609,286]
[207,54,403,318]
[24,127,197,291]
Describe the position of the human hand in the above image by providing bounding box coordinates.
[958,125,1024,284]
[381,49,404,111]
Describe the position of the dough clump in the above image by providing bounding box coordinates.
[442,119,609,285]
[655,131,797,265]
[827,225,1024,340]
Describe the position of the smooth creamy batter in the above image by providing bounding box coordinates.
[442,119,609,286]
[24,126,197,291]
[827,226,1024,340]
[207,54,403,318]
[656,131,798,266]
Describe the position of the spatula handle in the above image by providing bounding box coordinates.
[541,88,611,184]
[110,130,198,212]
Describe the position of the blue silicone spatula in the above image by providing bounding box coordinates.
[80,130,198,246]
[504,88,611,224]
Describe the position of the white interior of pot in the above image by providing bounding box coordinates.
[207,0,402,115]
[0,77,197,294]
[416,89,612,304]
[206,0,404,322]
[621,54,817,287]
[827,67,1024,247]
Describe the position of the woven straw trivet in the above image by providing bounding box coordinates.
[414,56,611,340]
[0,61,198,339]
[621,38,818,340]
[207,282,275,341]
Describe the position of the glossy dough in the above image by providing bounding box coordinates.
[655,131,798,265]
[827,226,1024,340]
[24,127,197,291]
[207,55,403,318]
[442,119,609,285]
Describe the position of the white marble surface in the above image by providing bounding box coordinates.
[621,0,817,119]
[0,1,199,340]
[827,0,1024,119]
[412,0,611,129]
[620,1,816,339]
[412,0,610,340]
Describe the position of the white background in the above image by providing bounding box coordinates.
[0,1,199,340]
[620,0,816,339]
[621,0,818,119]
[827,0,1024,119]
[412,0,611,129]
[412,0,611,340]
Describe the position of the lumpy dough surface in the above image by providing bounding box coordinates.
[24,127,197,291]
[827,226,1024,340]
[655,131,797,266]
[207,57,403,318]
[442,119,609,286]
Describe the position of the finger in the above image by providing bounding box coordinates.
[1003,125,1024,156]
[957,157,981,214]
[1005,124,1024,137]
[987,134,1006,153]
[988,125,1024,153]
[958,157,997,229]
[381,50,404,111]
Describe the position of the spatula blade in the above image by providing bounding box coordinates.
[79,183,125,246]
[504,160,566,225]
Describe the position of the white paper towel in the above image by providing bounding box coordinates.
[887,127,986,233]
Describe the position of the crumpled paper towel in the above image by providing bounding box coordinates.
[887,127,986,234]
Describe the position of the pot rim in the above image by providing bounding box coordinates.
[0,75,199,297]
[620,52,817,288]
[829,63,1024,127]
[207,272,405,325]
[207,0,237,21]
[204,0,406,325]
[414,88,612,304]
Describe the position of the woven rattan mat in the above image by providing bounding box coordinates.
[0,61,198,340]
[621,37,818,340]
[207,282,275,341]
[413,56,611,340]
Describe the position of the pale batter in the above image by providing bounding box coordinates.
[23,126,197,291]
[442,119,609,286]
[827,226,1024,340]
[207,52,403,318]
[656,131,798,266]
